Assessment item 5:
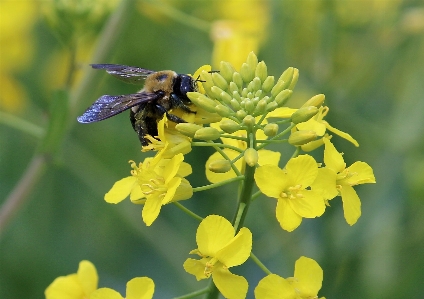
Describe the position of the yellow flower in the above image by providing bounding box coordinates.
[254,256,325,299]
[105,153,193,226]
[312,138,375,225]
[255,155,326,232]
[183,215,252,299]
[45,260,98,299]
[287,257,324,299]
[90,277,154,299]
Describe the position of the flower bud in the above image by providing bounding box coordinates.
[194,127,221,141]
[246,51,259,71]
[220,119,241,133]
[244,100,255,114]
[271,80,290,98]
[219,61,235,82]
[230,98,241,110]
[255,61,268,82]
[255,99,267,115]
[210,86,225,99]
[232,72,243,89]
[262,76,275,93]
[291,106,319,124]
[212,72,228,91]
[274,89,293,106]
[199,71,214,95]
[288,130,317,145]
[301,94,325,108]
[236,110,247,120]
[232,91,241,102]
[278,67,294,86]
[208,159,232,173]
[175,123,203,137]
[244,148,258,167]
[215,104,234,117]
[300,137,325,152]
[263,123,279,136]
[242,115,255,126]
[266,101,279,112]
[248,77,262,92]
[187,92,217,113]
[240,63,255,83]
[229,82,240,94]
[219,91,233,105]
[288,68,299,90]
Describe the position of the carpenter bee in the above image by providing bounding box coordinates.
[77,64,197,146]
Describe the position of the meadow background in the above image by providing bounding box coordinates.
[1,0,424,298]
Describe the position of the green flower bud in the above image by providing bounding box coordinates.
[194,127,221,141]
[291,106,319,124]
[244,148,258,167]
[263,123,279,136]
[262,76,275,93]
[236,109,247,120]
[229,82,240,94]
[230,98,241,110]
[215,104,234,117]
[288,68,299,90]
[274,89,293,106]
[301,94,325,108]
[199,71,214,95]
[247,77,262,92]
[278,67,294,86]
[242,115,255,126]
[175,123,203,137]
[220,91,233,105]
[288,130,317,145]
[244,100,255,114]
[210,86,225,99]
[187,92,217,113]
[266,101,279,112]
[232,91,241,102]
[271,80,290,98]
[241,88,248,98]
[212,72,228,91]
[220,119,241,133]
[232,72,243,89]
[247,51,259,70]
[255,61,268,82]
[240,63,255,83]
[255,99,267,115]
[254,90,262,98]
[219,61,235,82]
[208,159,232,173]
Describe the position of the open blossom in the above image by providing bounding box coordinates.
[90,277,154,299]
[255,256,325,299]
[183,215,252,299]
[312,138,376,225]
[255,155,326,232]
[105,152,193,226]
[45,260,98,299]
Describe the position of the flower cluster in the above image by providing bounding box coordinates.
[46,52,375,299]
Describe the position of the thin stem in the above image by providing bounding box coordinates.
[192,141,244,153]
[250,252,272,275]
[0,155,47,236]
[192,176,244,192]
[173,202,203,222]
[232,164,255,232]
[173,286,210,299]
[0,111,45,138]
[219,134,248,142]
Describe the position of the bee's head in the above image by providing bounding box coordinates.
[176,74,197,96]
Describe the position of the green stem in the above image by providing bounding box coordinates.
[0,111,45,138]
[192,141,244,153]
[192,176,244,192]
[250,252,272,275]
[173,286,210,299]
[173,202,203,222]
[232,164,255,232]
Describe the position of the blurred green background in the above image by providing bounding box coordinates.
[1,0,424,298]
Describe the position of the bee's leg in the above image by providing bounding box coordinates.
[170,93,196,114]
[155,104,187,124]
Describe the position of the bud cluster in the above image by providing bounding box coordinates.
[187,52,299,134]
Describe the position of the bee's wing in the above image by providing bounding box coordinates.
[77,92,161,123]
[91,64,156,84]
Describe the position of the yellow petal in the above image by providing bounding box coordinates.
[276,198,302,232]
[77,260,98,295]
[311,168,338,200]
[324,120,359,147]
[104,176,137,204]
[285,155,318,187]
[212,267,248,299]
[257,149,281,166]
[266,107,297,118]
[215,227,252,267]
[162,177,181,204]
[126,277,155,299]
[45,275,82,299]
[340,184,361,225]
[142,195,163,226]
[292,256,323,298]
[163,153,184,184]
[254,274,296,299]
[323,138,345,173]
[90,288,123,299]
[183,258,208,280]
[344,161,376,185]
[255,165,286,198]
[289,190,325,218]
[172,178,193,201]
[197,215,235,256]
[297,119,326,136]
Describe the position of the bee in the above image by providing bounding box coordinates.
[77,64,197,146]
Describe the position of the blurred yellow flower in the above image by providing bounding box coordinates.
[90,277,155,299]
